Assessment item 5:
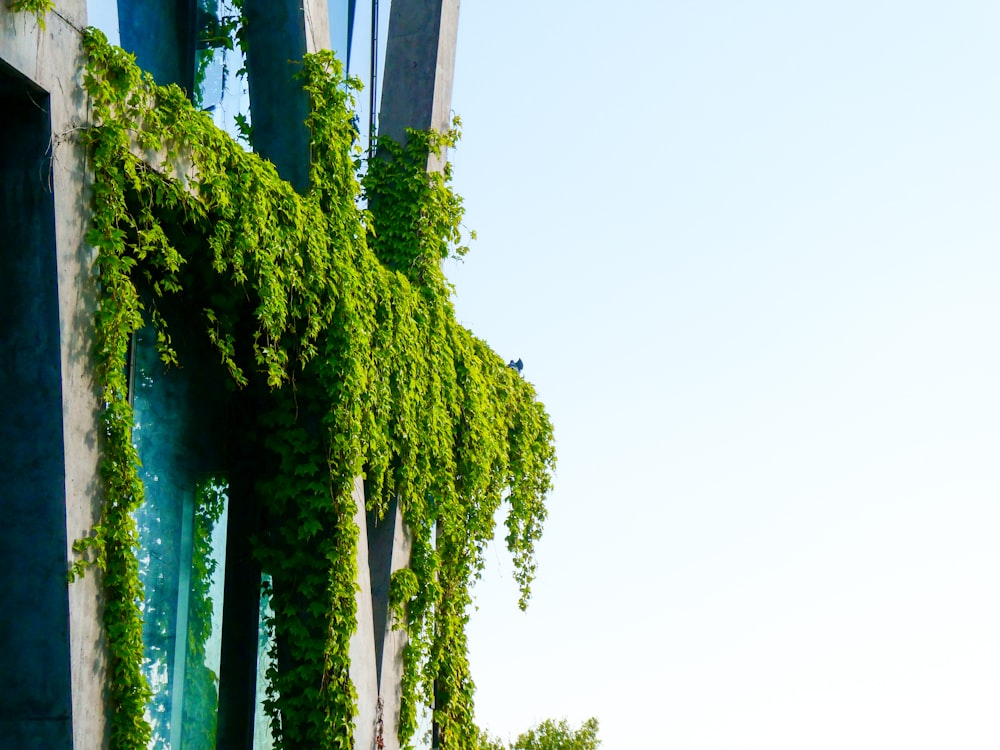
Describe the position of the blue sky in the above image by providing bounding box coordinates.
[444,1,1000,747]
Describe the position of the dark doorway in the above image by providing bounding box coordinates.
[0,60,73,747]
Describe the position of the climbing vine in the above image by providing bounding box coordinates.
[76,27,554,750]
[8,0,53,27]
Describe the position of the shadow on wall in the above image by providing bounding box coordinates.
[0,61,73,747]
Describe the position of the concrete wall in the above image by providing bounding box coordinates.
[0,4,106,748]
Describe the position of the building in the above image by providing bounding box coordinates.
[0,1,506,748]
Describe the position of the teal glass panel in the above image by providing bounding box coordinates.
[131,326,230,749]
[253,575,278,750]
[349,0,375,156]
[180,478,229,750]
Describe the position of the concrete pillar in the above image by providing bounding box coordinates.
[0,5,107,748]
[349,476,379,750]
[378,0,460,168]
[242,0,330,193]
[117,0,196,90]
[366,496,413,750]
[368,1,462,744]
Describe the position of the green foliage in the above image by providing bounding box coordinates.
[480,719,601,750]
[476,729,508,750]
[8,0,53,27]
[513,719,601,750]
[364,125,470,282]
[77,26,555,750]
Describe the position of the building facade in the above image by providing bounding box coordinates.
[0,1,462,747]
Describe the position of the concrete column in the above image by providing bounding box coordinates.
[366,496,413,750]
[370,2,462,744]
[378,0,460,168]
[243,0,330,193]
[349,476,379,750]
[0,5,107,748]
[117,0,196,90]
[303,0,332,55]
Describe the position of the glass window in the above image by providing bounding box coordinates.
[0,65,74,750]
[131,326,230,749]
[195,0,251,144]
[330,0,389,159]
[252,574,278,749]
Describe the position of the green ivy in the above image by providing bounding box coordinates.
[75,28,555,750]
[8,0,53,27]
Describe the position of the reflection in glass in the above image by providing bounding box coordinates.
[328,0,388,159]
[180,478,229,749]
[253,575,278,750]
[132,326,229,749]
[195,0,251,144]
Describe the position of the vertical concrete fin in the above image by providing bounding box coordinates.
[349,475,379,750]
[243,0,313,192]
[366,495,412,750]
[430,0,460,134]
[371,2,463,745]
[304,0,332,54]
[117,0,196,91]
[378,0,461,150]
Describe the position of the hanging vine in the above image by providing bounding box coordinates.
[8,0,53,27]
[74,27,554,750]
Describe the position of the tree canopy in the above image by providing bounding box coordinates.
[479,718,601,750]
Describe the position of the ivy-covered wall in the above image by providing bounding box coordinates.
[8,0,54,27]
[71,25,555,750]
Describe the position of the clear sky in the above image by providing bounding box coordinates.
[442,1,1000,747]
